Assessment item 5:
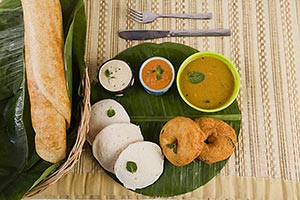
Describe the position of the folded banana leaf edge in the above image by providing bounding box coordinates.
[91,42,241,197]
[0,0,86,199]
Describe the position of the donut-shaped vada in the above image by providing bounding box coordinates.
[195,117,237,164]
[160,117,205,166]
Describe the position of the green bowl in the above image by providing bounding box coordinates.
[176,51,240,113]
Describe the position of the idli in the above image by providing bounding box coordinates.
[88,99,130,144]
[92,123,143,173]
[114,141,164,190]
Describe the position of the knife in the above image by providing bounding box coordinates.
[118,29,231,40]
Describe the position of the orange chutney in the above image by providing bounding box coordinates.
[141,58,173,90]
[179,56,235,109]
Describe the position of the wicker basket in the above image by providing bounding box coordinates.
[25,68,91,197]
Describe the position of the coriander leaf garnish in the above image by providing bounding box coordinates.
[149,65,165,80]
[105,69,111,78]
[126,161,137,173]
[187,71,205,84]
[156,65,164,74]
[166,142,177,154]
[106,107,115,117]
[156,73,162,80]
[226,136,236,148]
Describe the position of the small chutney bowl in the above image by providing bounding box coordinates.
[177,52,240,112]
[98,59,134,96]
[139,56,175,96]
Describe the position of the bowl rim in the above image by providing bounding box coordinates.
[139,56,175,94]
[176,51,240,113]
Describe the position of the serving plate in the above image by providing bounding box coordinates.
[91,42,241,197]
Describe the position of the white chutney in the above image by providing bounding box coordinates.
[98,59,133,93]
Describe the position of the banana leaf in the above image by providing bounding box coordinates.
[0,0,86,199]
[91,42,241,197]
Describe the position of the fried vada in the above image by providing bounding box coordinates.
[159,117,205,166]
[195,117,237,164]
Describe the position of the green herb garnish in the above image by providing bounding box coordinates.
[106,107,115,117]
[226,136,236,148]
[187,71,205,84]
[156,65,164,74]
[156,74,162,80]
[166,142,177,154]
[149,65,165,80]
[105,69,111,78]
[126,161,137,173]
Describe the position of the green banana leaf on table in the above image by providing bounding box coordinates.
[0,0,86,199]
[91,42,241,197]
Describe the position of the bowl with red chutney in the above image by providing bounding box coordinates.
[139,56,175,95]
[177,52,240,112]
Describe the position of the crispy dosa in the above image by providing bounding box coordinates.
[22,0,71,163]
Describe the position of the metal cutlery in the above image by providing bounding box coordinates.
[118,29,231,40]
[128,8,212,24]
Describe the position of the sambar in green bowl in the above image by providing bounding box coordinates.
[176,51,240,113]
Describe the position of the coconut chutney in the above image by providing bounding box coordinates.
[98,59,133,93]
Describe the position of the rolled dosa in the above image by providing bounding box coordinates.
[22,0,71,163]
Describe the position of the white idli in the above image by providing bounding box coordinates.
[114,141,164,190]
[92,123,143,173]
[88,99,130,144]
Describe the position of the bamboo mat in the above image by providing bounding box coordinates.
[31,0,300,199]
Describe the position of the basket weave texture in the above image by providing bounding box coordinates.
[25,68,91,197]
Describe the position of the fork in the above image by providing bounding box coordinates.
[128,8,212,24]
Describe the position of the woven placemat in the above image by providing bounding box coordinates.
[85,0,300,180]
[29,0,300,199]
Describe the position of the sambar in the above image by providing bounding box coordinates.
[177,52,240,112]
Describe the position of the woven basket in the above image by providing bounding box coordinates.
[25,68,91,197]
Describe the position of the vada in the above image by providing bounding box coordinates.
[195,117,237,164]
[160,117,205,166]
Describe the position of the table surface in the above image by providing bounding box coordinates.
[29,0,300,199]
